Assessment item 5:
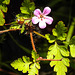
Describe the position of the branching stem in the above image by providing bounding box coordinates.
[37,57,62,61]
[0,29,46,41]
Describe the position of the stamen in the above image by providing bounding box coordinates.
[40,15,43,18]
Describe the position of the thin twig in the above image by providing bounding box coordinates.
[0,28,21,34]
[30,32,36,52]
[33,31,46,38]
[37,57,62,61]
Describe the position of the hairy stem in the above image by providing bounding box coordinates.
[33,31,46,38]
[37,57,62,61]
[0,28,21,34]
[30,32,36,52]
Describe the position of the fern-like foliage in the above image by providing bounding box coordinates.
[45,21,67,43]
[0,0,10,26]
[11,56,32,73]
[32,50,39,62]
[9,0,35,34]
[52,21,67,41]
[20,0,35,15]
[46,21,70,75]
[28,63,40,75]
[45,34,56,43]
[11,51,40,75]
[47,42,70,75]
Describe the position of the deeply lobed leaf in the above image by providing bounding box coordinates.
[0,5,7,12]
[52,21,67,41]
[47,42,70,75]
[11,56,32,73]
[0,10,5,26]
[28,63,40,75]
[0,0,10,26]
[45,34,56,43]
[32,50,39,62]
[2,0,10,5]
[20,0,35,15]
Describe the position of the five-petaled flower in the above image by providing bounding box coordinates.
[32,7,53,29]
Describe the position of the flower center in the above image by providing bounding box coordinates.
[39,14,45,21]
[40,15,44,18]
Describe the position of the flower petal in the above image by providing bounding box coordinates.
[43,7,51,15]
[39,21,46,29]
[45,16,53,24]
[32,16,39,24]
[34,9,41,17]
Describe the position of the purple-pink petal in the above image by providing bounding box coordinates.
[45,16,53,24]
[34,9,41,17]
[32,16,39,24]
[39,21,46,29]
[43,7,51,15]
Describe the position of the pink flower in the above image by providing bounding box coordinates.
[32,7,53,29]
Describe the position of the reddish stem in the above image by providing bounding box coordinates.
[0,28,21,34]
[30,32,36,52]
[37,57,62,61]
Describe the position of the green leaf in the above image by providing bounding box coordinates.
[52,21,67,41]
[50,51,70,75]
[35,63,40,69]
[48,42,69,57]
[10,24,21,29]
[0,10,5,26]
[59,46,69,56]
[69,36,75,57]
[29,2,35,11]
[32,51,39,62]
[28,63,40,75]
[69,36,75,45]
[11,56,32,73]
[20,0,35,15]
[22,0,30,6]
[62,58,70,66]
[47,42,70,75]
[2,0,10,5]
[69,45,75,57]
[48,43,58,55]
[45,34,56,43]
[0,5,7,12]
[47,51,54,59]
[21,24,25,33]
[20,7,30,14]
[0,0,10,26]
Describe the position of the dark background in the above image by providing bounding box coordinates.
[0,0,75,75]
